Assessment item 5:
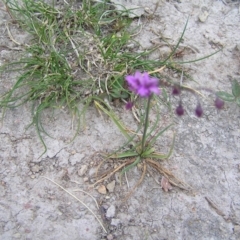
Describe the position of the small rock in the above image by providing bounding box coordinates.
[234,225,240,238]
[31,165,40,173]
[198,10,209,22]
[107,180,115,193]
[159,46,172,58]
[235,43,240,52]
[98,185,107,194]
[78,165,88,177]
[106,205,116,218]
[111,218,121,226]
[115,172,121,184]
[83,177,88,182]
[107,234,114,240]
[13,233,21,239]
[161,176,172,192]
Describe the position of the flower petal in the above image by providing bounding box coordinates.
[125,71,160,97]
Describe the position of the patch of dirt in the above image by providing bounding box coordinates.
[1,1,240,239]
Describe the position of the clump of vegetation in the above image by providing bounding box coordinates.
[1,0,160,154]
[1,0,228,197]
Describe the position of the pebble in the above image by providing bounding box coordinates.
[98,185,107,194]
[31,165,40,173]
[106,205,116,218]
[13,233,21,239]
[78,165,88,176]
[106,180,115,193]
[199,10,209,22]
[107,234,114,240]
[115,172,121,184]
[111,218,121,226]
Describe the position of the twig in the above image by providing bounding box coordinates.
[93,159,135,186]
[148,66,166,75]
[124,169,130,189]
[205,196,227,219]
[41,176,107,233]
[6,23,21,46]
[72,189,99,209]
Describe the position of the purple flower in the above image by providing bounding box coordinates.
[215,97,224,109]
[125,71,160,97]
[195,103,203,117]
[125,101,134,110]
[176,103,184,116]
[172,86,181,95]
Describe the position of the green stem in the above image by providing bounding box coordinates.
[141,95,152,154]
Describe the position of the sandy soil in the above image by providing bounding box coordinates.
[0,0,240,239]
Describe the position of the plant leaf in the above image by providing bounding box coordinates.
[110,151,139,159]
[148,124,173,147]
[236,97,240,107]
[93,99,131,140]
[141,148,155,157]
[121,156,141,175]
[148,133,175,160]
[232,80,240,98]
[216,91,235,102]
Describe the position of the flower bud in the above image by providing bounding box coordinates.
[215,97,224,109]
[176,103,184,116]
[172,86,181,95]
[125,101,134,110]
[195,104,203,117]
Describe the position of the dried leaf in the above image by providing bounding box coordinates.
[98,185,107,194]
[161,176,172,192]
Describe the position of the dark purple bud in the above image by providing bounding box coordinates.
[125,101,134,110]
[195,104,203,117]
[176,103,184,116]
[172,86,181,95]
[215,97,224,109]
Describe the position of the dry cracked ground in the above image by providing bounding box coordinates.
[0,0,240,240]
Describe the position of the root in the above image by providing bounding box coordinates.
[92,158,135,187]
[93,157,191,200]
[123,161,147,202]
[146,158,191,191]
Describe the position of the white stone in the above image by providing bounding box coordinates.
[107,180,115,193]
[106,205,116,218]
[77,165,88,176]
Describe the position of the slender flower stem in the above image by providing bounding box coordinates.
[141,95,152,154]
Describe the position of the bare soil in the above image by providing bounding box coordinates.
[0,1,240,239]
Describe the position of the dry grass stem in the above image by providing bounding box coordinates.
[93,158,135,186]
[42,176,107,233]
[146,158,191,191]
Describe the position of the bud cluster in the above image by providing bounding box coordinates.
[172,86,224,117]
